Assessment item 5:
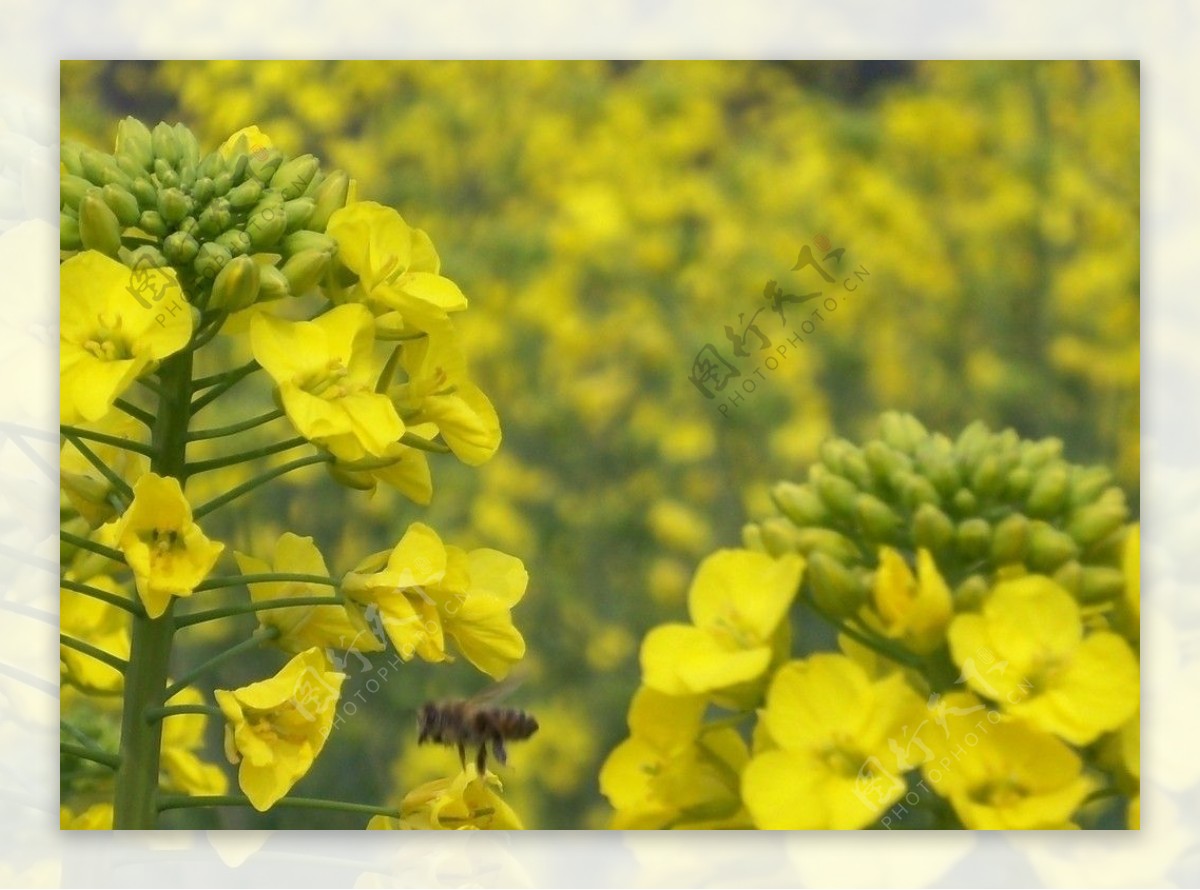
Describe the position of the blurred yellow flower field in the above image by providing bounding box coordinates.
[60,60,1138,829]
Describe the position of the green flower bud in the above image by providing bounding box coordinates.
[78,192,123,256]
[954,420,992,473]
[246,204,289,250]
[1079,566,1126,602]
[1020,437,1063,472]
[177,216,200,238]
[115,117,154,171]
[864,440,911,486]
[770,481,828,528]
[1004,466,1033,500]
[328,463,377,491]
[156,167,180,190]
[156,187,193,224]
[990,513,1030,565]
[101,183,140,226]
[856,492,901,542]
[283,197,316,231]
[759,517,800,557]
[137,210,168,238]
[177,163,197,190]
[198,198,232,238]
[60,174,94,208]
[228,153,250,184]
[920,453,961,499]
[163,230,200,265]
[1066,495,1128,548]
[955,518,991,560]
[209,255,261,312]
[970,454,1005,501]
[282,230,338,257]
[808,552,867,618]
[191,176,215,206]
[819,438,852,475]
[256,263,291,301]
[308,169,349,231]
[215,229,252,256]
[840,449,872,491]
[787,527,863,565]
[1068,466,1115,509]
[131,177,158,209]
[1052,560,1083,596]
[913,503,955,552]
[194,242,233,279]
[954,574,989,611]
[898,474,941,511]
[1026,464,1069,517]
[212,171,233,197]
[173,123,200,169]
[198,150,225,179]
[878,411,927,454]
[280,248,330,295]
[1028,521,1080,572]
[115,153,148,180]
[227,178,264,209]
[60,213,82,249]
[249,149,284,183]
[812,467,858,518]
[61,141,86,176]
[951,488,977,515]
[123,244,168,269]
[302,170,326,198]
[81,148,130,188]
[151,122,180,166]
[271,154,320,200]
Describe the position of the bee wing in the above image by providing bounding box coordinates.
[463,669,528,709]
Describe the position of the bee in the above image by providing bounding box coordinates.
[416,676,539,774]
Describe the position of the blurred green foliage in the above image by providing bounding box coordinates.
[61,60,1138,828]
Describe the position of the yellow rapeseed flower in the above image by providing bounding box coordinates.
[368,763,523,829]
[640,549,804,696]
[234,533,383,655]
[60,251,190,424]
[215,647,345,811]
[98,473,224,619]
[864,547,952,655]
[947,575,1139,744]
[60,803,113,830]
[161,687,229,796]
[60,574,130,692]
[741,654,923,829]
[250,303,405,461]
[60,413,149,527]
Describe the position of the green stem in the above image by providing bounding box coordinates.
[145,703,224,722]
[59,576,145,617]
[164,626,279,700]
[60,425,156,457]
[60,529,126,564]
[193,453,332,520]
[113,347,193,830]
[195,572,338,593]
[189,408,285,441]
[137,376,165,398]
[61,719,105,751]
[61,741,120,771]
[189,311,229,352]
[178,594,343,629]
[375,344,403,393]
[60,431,134,501]
[399,432,451,454]
[187,436,309,475]
[802,590,923,669]
[157,794,400,820]
[114,398,155,427]
[191,360,260,412]
[60,633,128,673]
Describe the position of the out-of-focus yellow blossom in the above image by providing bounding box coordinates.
[640,549,803,695]
[234,532,383,655]
[60,574,129,692]
[326,201,467,334]
[390,321,501,466]
[742,654,923,829]
[343,522,528,678]
[327,423,435,505]
[647,500,712,556]
[368,764,523,829]
[1123,524,1139,635]
[215,647,345,811]
[60,251,190,424]
[948,575,1139,744]
[97,473,224,619]
[601,687,749,829]
[160,687,228,796]
[250,304,405,461]
[586,624,635,672]
[917,692,1095,829]
[60,414,149,527]
[60,803,113,830]
[864,547,952,655]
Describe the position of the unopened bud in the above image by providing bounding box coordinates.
[1027,465,1069,517]
[101,183,140,226]
[308,169,349,231]
[115,117,154,170]
[808,552,867,618]
[256,263,290,301]
[151,122,180,166]
[856,492,901,542]
[280,248,330,295]
[1066,496,1128,548]
[163,230,200,265]
[227,178,264,209]
[271,154,320,199]
[156,187,192,224]
[770,481,828,527]
[1028,521,1080,572]
[990,513,1030,565]
[137,210,167,238]
[210,255,262,311]
[79,192,123,256]
[956,518,991,560]
[194,242,233,279]
[913,503,954,552]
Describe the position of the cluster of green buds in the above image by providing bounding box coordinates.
[60,118,349,313]
[745,412,1132,618]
